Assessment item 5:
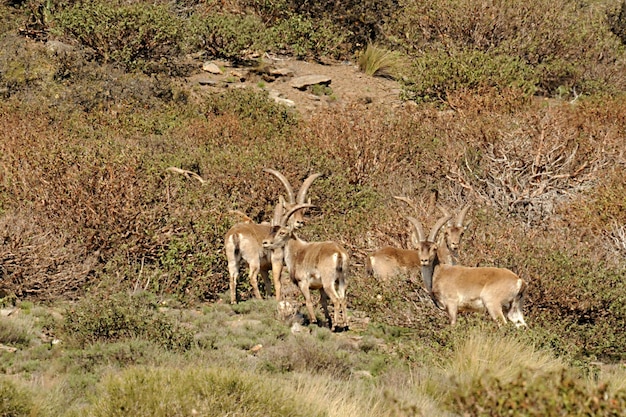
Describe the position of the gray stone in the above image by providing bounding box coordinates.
[290,75,332,90]
[269,67,295,77]
[202,62,223,74]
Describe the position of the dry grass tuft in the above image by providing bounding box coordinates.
[445,329,564,392]
[357,44,404,79]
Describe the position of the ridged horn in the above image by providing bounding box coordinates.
[406,216,426,243]
[264,168,295,204]
[428,214,452,242]
[455,203,471,227]
[296,172,322,204]
[280,203,316,227]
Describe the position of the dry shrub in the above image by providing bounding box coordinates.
[440,99,625,225]
[301,105,445,187]
[0,211,100,299]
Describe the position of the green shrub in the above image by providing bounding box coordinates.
[608,0,626,46]
[242,0,398,52]
[403,49,538,103]
[448,368,626,416]
[54,1,183,72]
[60,292,194,350]
[0,378,32,417]
[391,0,626,98]
[188,13,268,62]
[270,14,347,59]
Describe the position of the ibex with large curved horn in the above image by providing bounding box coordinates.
[224,170,321,304]
[414,216,528,328]
[365,196,450,281]
[262,204,350,331]
[434,203,471,265]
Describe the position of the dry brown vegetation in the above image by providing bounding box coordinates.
[1,0,626,415]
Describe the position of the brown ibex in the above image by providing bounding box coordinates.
[365,214,450,282]
[434,203,471,265]
[365,195,450,281]
[262,204,350,331]
[414,216,528,328]
[224,170,321,304]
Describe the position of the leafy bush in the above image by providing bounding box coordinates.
[608,0,626,45]
[55,1,183,72]
[270,14,347,59]
[242,0,398,52]
[448,368,626,416]
[403,49,538,103]
[60,292,195,350]
[188,13,268,62]
[391,0,626,98]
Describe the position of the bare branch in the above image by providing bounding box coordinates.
[166,167,206,184]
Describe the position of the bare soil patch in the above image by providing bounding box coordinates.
[186,57,405,117]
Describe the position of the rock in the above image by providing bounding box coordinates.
[290,75,332,90]
[45,40,74,55]
[290,322,310,334]
[197,78,218,86]
[269,67,294,77]
[202,62,223,74]
[268,90,296,107]
[275,97,295,107]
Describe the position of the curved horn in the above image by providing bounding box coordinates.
[271,196,286,226]
[428,214,452,242]
[280,203,315,227]
[455,203,471,227]
[264,168,295,204]
[296,172,322,204]
[406,216,427,243]
[436,204,451,220]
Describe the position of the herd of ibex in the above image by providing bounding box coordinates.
[224,169,528,331]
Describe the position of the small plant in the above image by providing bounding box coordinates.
[358,44,402,78]
[310,83,332,96]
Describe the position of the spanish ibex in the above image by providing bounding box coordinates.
[365,195,450,281]
[224,170,321,304]
[434,203,471,265]
[262,204,350,331]
[415,215,528,328]
[365,214,450,282]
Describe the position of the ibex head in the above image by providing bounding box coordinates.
[437,203,471,251]
[407,214,452,267]
[264,169,322,229]
[263,203,315,250]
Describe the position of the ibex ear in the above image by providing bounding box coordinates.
[409,230,420,248]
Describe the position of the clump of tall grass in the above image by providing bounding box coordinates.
[445,328,564,392]
[77,366,325,417]
[357,44,403,78]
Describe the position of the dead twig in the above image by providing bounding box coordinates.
[165,167,206,184]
